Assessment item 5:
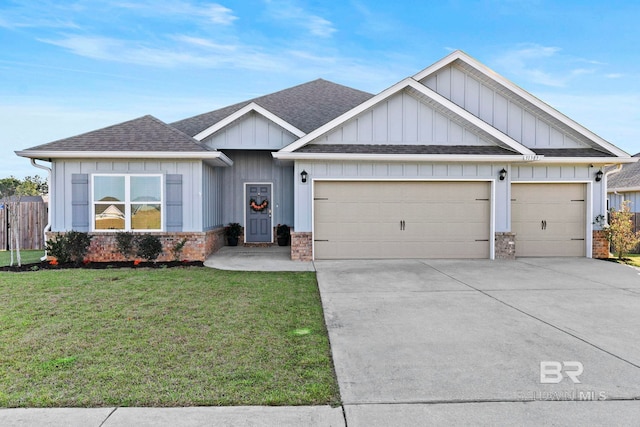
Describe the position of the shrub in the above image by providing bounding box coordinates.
[170,238,189,261]
[46,231,92,264]
[115,232,137,259]
[604,200,640,259]
[135,234,163,262]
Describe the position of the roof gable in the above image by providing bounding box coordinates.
[279,78,534,156]
[413,50,628,157]
[171,79,374,138]
[277,51,631,162]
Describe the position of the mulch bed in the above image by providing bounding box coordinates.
[1,260,204,272]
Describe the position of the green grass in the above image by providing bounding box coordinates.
[0,268,340,407]
[619,254,640,268]
[0,250,44,267]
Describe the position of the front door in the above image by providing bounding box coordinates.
[245,183,272,243]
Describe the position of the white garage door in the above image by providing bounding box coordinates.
[313,181,491,259]
[511,183,586,257]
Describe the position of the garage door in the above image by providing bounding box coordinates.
[511,183,586,257]
[314,181,491,259]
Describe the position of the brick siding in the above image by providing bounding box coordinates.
[495,232,516,260]
[46,228,226,263]
[592,230,610,259]
[291,231,312,261]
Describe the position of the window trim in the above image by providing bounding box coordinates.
[91,173,164,232]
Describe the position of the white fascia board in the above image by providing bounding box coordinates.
[608,186,640,193]
[530,157,638,165]
[414,50,631,159]
[193,102,305,141]
[279,78,418,153]
[272,152,527,163]
[15,150,234,167]
[405,80,535,155]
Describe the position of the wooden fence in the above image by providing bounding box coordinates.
[0,199,48,250]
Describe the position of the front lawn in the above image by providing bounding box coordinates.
[0,268,339,407]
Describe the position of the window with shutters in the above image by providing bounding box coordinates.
[92,174,163,231]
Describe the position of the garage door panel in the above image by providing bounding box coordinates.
[314,181,491,259]
[512,183,586,257]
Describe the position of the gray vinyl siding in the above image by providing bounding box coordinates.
[202,112,297,150]
[319,91,494,146]
[202,163,223,230]
[51,159,204,232]
[609,192,640,212]
[219,150,294,227]
[420,64,590,150]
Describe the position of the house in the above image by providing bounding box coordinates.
[16,50,636,262]
[608,153,640,212]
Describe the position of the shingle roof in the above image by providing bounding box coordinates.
[295,144,519,155]
[22,115,211,152]
[608,153,640,189]
[170,79,374,136]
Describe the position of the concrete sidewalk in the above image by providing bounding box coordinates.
[204,245,315,272]
[0,406,345,426]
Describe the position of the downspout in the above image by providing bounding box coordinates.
[605,164,623,218]
[30,159,51,261]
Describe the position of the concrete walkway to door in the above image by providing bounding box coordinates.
[315,258,640,425]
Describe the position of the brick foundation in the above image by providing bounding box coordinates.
[46,228,226,263]
[291,231,312,261]
[592,230,610,259]
[495,232,516,260]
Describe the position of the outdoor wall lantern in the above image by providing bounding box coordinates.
[595,170,603,182]
[300,170,308,183]
[499,168,507,181]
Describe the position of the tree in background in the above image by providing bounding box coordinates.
[605,200,640,259]
[0,175,48,196]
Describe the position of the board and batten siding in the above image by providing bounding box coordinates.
[202,112,297,150]
[202,164,223,230]
[294,161,509,233]
[420,64,587,149]
[609,192,640,212]
[319,91,494,146]
[51,159,204,232]
[219,150,294,227]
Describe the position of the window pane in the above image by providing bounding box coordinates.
[95,203,125,230]
[132,204,161,230]
[131,176,161,202]
[94,176,125,202]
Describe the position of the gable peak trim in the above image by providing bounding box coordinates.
[193,102,305,141]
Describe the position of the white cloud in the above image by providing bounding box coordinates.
[113,1,238,25]
[493,45,568,87]
[264,0,337,38]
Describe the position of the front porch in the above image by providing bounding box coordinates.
[204,245,315,271]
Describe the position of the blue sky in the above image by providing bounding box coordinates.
[1,0,639,178]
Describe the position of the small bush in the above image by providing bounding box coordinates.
[46,231,92,264]
[170,238,188,261]
[135,234,163,262]
[115,232,136,259]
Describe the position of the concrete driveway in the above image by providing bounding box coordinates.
[315,258,640,425]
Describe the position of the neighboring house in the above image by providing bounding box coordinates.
[608,153,640,213]
[16,50,636,262]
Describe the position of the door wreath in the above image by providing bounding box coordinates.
[249,198,269,212]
